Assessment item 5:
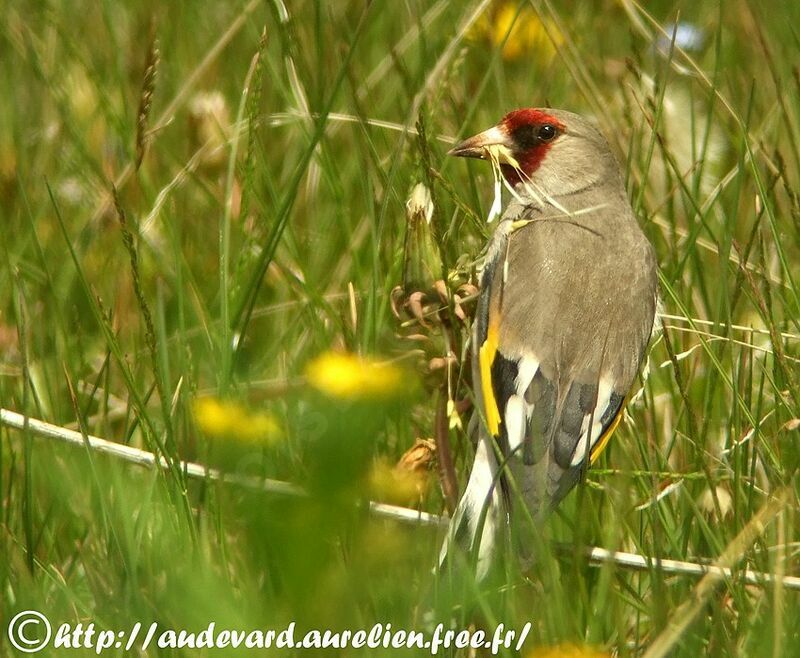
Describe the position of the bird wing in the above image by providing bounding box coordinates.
[472,197,657,519]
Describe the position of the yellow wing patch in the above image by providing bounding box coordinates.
[589,399,626,465]
[478,320,501,437]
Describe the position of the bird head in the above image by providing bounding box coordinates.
[449,108,619,196]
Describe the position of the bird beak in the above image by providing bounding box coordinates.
[448,125,513,159]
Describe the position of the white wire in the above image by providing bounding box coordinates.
[3,407,798,590]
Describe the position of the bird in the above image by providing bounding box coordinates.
[440,108,659,578]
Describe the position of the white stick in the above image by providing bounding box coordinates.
[0,408,438,526]
[576,545,800,591]
[3,407,798,590]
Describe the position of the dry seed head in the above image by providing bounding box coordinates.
[189,91,231,168]
[136,35,160,169]
[782,418,800,432]
[395,438,437,474]
[697,485,733,521]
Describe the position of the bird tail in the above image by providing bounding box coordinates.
[438,433,505,581]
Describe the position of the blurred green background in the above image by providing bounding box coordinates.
[2,0,800,655]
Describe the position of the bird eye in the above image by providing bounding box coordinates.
[510,122,559,149]
[538,124,557,141]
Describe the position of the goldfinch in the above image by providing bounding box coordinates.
[442,108,658,577]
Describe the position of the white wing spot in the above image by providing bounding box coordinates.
[569,377,615,467]
[570,416,591,467]
[505,395,526,455]
[514,357,540,396]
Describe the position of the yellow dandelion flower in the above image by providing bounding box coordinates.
[234,409,282,443]
[193,397,281,445]
[192,397,231,437]
[305,352,407,401]
[527,643,611,658]
[472,2,563,63]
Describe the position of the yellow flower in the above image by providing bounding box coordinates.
[193,397,281,444]
[305,352,407,401]
[472,2,563,63]
[527,644,611,658]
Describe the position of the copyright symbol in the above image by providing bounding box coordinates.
[7,610,52,653]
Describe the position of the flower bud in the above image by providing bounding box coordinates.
[402,183,440,292]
